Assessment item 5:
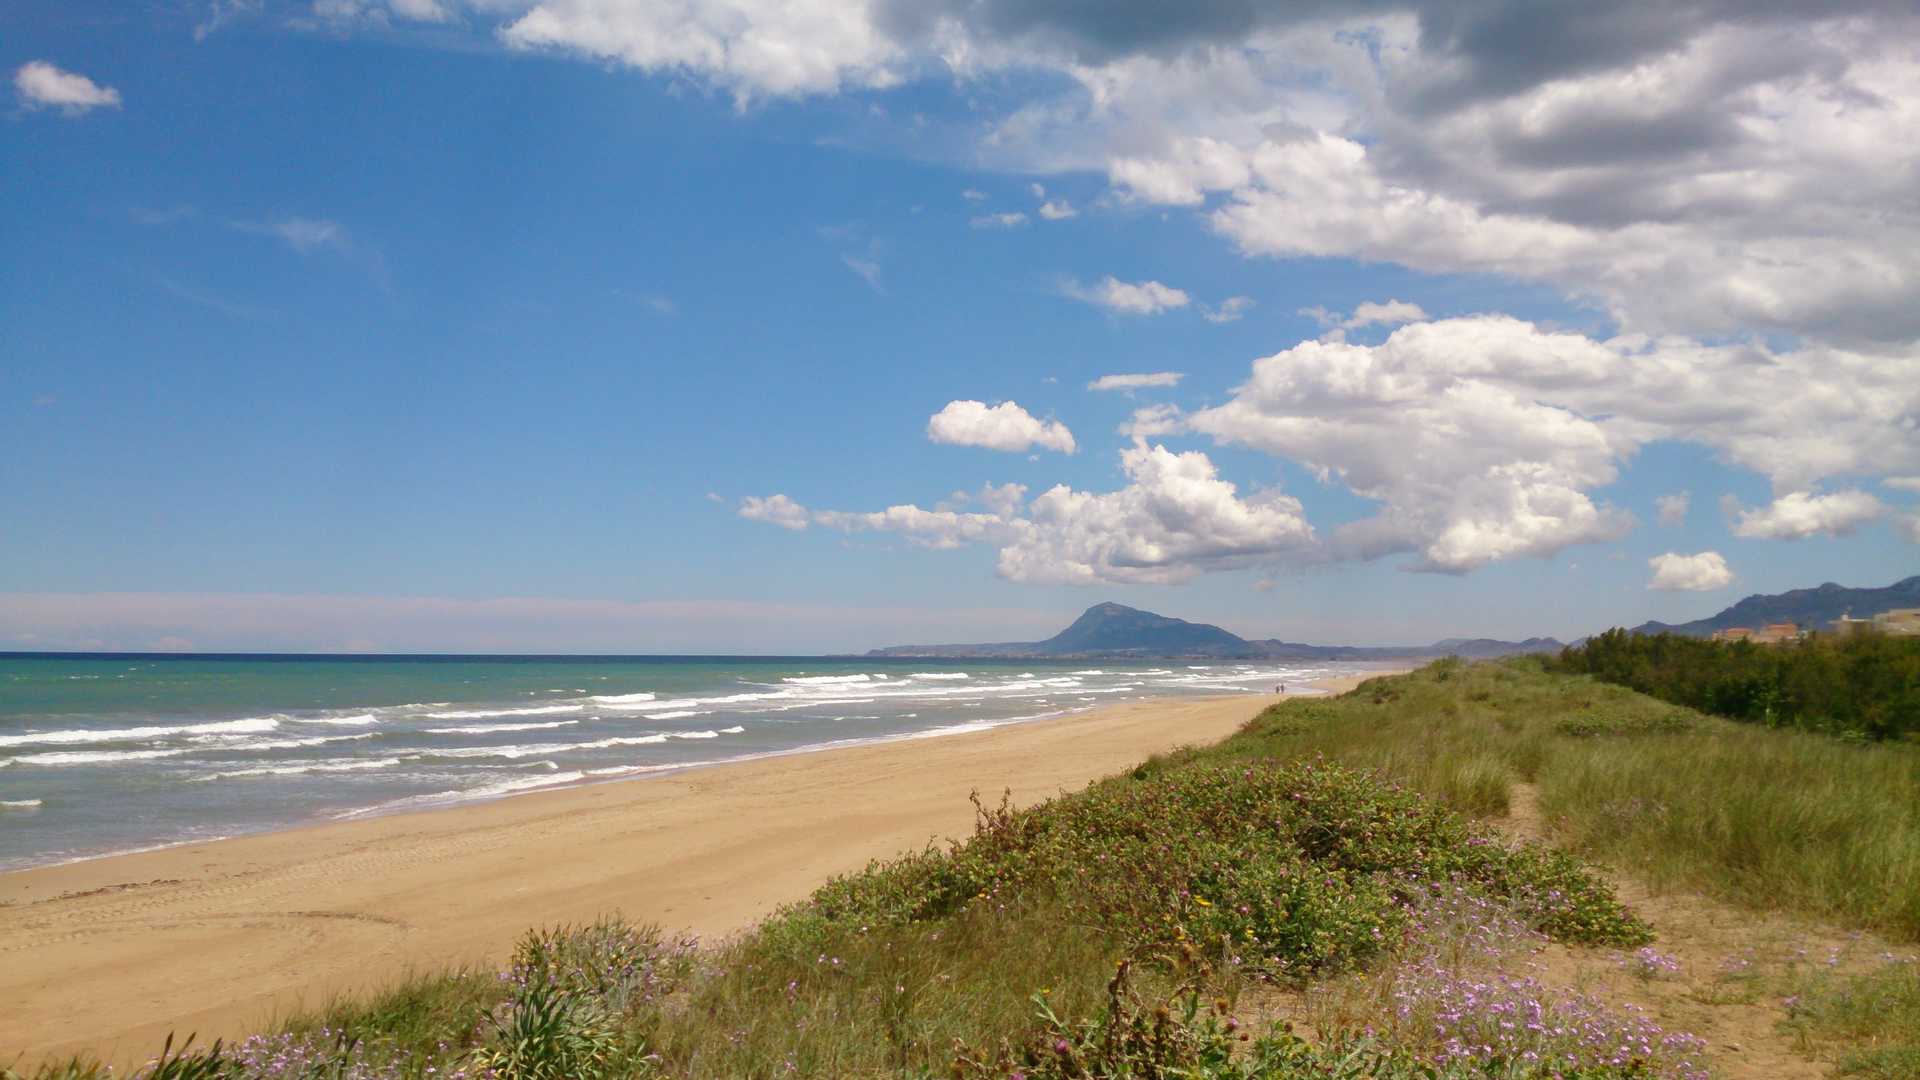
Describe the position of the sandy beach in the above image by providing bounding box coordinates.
[0,676,1383,1066]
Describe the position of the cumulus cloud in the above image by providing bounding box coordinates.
[1648,551,1733,591]
[1655,492,1690,527]
[1121,403,1184,439]
[1191,314,1920,572]
[1064,276,1190,315]
[1088,372,1182,392]
[970,211,1028,229]
[1730,490,1888,540]
[1886,477,1920,493]
[1037,199,1078,220]
[742,441,1314,584]
[1898,514,1920,544]
[14,61,121,114]
[926,399,1075,454]
[738,493,811,530]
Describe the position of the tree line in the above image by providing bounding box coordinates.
[1544,628,1920,740]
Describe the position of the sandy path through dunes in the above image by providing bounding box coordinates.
[0,681,1377,1067]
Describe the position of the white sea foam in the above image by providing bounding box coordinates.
[0,716,280,748]
[910,672,970,680]
[1072,670,1106,675]
[424,720,580,735]
[289,714,379,727]
[193,758,402,782]
[643,710,700,720]
[216,733,377,751]
[423,705,582,720]
[670,730,720,739]
[6,747,190,766]
[719,725,745,734]
[0,799,43,810]
[590,692,657,705]
[782,674,875,685]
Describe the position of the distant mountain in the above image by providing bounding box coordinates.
[1627,575,1920,638]
[867,602,1562,660]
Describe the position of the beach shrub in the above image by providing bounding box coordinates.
[1547,628,1920,740]
[804,757,1649,979]
[468,979,625,1080]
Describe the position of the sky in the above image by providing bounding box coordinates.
[2,0,1917,654]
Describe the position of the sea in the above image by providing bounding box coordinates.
[0,653,1376,871]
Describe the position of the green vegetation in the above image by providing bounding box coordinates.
[1546,628,1920,740]
[20,656,1920,1077]
[1786,959,1920,1078]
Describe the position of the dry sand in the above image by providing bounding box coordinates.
[0,675,1383,1066]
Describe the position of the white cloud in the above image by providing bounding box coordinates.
[1202,296,1255,324]
[841,253,883,291]
[738,493,811,530]
[1886,477,1920,493]
[1345,300,1428,330]
[1648,551,1734,591]
[1730,490,1887,540]
[501,0,904,106]
[926,399,1075,454]
[14,61,121,114]
[1896,514,1920,544]
[1088,372,1183,392]
[1063,276,1190,315]
[1188,315,1920,571]
[235,217,349,254]
[969,211,1028,229]
[743,441,1315,585]
[961,188,988,201]
[1037,199,1077,220]
[1301,299,1428,336]
[1121,403,1184,439]
[388,0,452,20]
[1655,492,1690,527]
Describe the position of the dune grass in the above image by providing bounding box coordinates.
[1197,657,1920,941]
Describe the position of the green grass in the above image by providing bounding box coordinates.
[1210,658,1920,940]
[1785,960,1920,1077]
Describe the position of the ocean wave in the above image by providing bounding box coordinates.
[590,692,657,705]
[288,714,379,727]
[910,672,970,680]
[782,674,878,685]
[0,716,279,748]
[191,758,403,782]
[669,730,720,739]
[423,705,583,720]
[0,799,42,810]
[214,733,378,751]
[719,725,745,734]
[423,720,580,735]
[643,710,700,720]
[6,747,191,766]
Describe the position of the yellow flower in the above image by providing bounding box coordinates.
[1194,897,1213,907]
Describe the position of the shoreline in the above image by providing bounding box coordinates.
[0,673,1390,1067]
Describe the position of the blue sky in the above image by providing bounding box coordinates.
[3,1,1917,653]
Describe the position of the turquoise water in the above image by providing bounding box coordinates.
[0,654,1364,870]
